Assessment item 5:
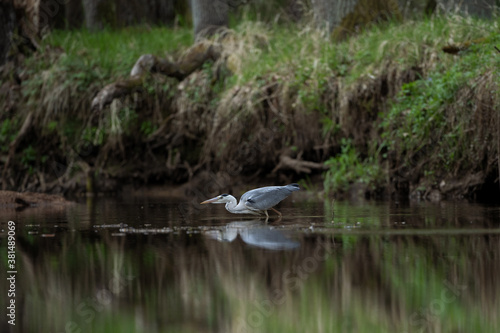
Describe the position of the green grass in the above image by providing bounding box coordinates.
[318,16,499,194]
[380,29,500,183]
[324,138,384,193]
[30,16,499,116]
[27,15,498,102]
[43,26,192,76]
[227,17,498,197]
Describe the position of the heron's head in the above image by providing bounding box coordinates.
[200,194,231,204]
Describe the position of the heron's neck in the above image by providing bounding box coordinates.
[224,196,241,213]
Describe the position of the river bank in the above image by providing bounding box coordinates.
[1,15,498,200]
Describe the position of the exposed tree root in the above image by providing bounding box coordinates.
[442,37,488,54]
[438,172,484,196]
[1,110,33,189]
[272,154,327,174]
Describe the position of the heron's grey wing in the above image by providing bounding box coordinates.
[241,184,300,211]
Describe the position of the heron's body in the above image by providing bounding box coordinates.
[201,183,300,218]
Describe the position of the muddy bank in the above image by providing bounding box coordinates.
[0,19,498,200]
[0,190,72,208]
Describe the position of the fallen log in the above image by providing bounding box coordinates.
[91,40,223,112]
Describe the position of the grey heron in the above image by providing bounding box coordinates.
[200,183,300,218]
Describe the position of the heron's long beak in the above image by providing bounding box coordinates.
[200,196,219,204]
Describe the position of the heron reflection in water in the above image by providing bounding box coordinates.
[200,183,300,218]
[204,220,300,250]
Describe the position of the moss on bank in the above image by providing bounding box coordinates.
[0,15,498,198]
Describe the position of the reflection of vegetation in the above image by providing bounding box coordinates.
[11,233,498,332]
[1,200,498,332]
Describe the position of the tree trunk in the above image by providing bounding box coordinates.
[39,0,67,30]
[436,0,496,18]
[311,0,357,31]
[286,0,305,21]
[82,0,116,30]
[0,0,42,65]
[147,0,176,25]
[0,0,16,66]
[311,0,402,39]
[114,0,147,26]
[114,0,176,27]
[65,0,85,29]
[190,0,228,40]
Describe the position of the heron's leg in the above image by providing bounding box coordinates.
[264,210,269,219]
[271,207,282,217]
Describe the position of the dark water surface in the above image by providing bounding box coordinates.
[1,195,499,332]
